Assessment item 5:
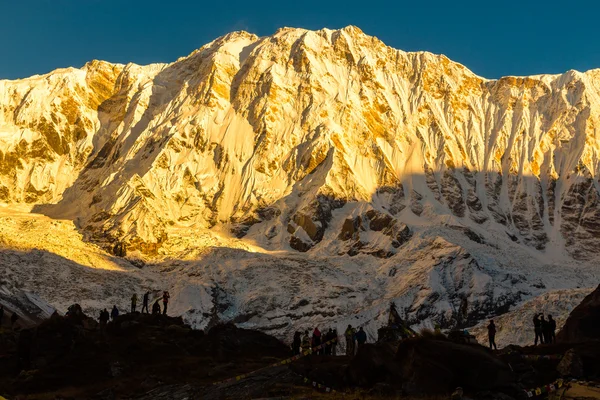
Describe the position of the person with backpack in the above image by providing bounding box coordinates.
[162,291,170,315]
[487,320,497,350]
[141,291,150,313]
[111,305,119,321]
[152,300,161,315]
[131,293,138,313]
[355,327,367,348]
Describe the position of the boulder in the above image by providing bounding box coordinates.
[557,284,600,343]
[346,343,402,387]
[395,337,514,396]
[557,349,584,378]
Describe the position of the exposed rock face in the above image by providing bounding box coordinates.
[337,209,411,257]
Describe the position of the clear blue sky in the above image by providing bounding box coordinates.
[1,0,599,80]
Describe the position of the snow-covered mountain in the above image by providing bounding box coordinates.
[1,26,599,344]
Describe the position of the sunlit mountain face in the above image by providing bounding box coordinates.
[1,26,599,343]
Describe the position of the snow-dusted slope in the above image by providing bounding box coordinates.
[1,26,600,341]
[471,288,593,347]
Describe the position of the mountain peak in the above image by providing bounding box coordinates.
[2,25,600,349]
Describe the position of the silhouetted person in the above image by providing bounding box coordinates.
[324,328,335,355]
[0,305,4,324]
[131,293,138,313]
[292,331,301,355]
[533,313,544,345]
[152,300,161,315]
[111,305,119,321]
[487,320,497,350]
[162,291,170,315]
[10,312,19,329]
[547,315,556,344]
[355,327,367,348]
[301,330,311,352]
[142,291,150,313]
[345,325,356,356]
[99,308,109,335]
[312,327,322,355]
[540,315,548,344]
[332,329,339,356]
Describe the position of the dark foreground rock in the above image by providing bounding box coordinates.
[395,337,514,396]
[557,284,600,343]
[0,310,289,399]
[2,288,600,400]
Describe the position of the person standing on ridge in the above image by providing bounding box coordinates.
[10,311,19,329]
[345,324,356,356]
[540,314,549,344]
[292,331,301,355]
[324,328,335,355]
[111,305,119,321]
[99,308,109,335]
[332,329,339,356]
[301,330,311,353]
[312,327,322,355]
[547,315,556,344]
[162,291,170,315]
[141,291,150,313]
[152,300,161,315]
[487,319,497,350]
[533,313,544,345]
[355,326,367,348]
[131,293,138,313]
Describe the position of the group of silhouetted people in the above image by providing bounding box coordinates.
[293,327,339,355]
[291,324,368,356]
[345,325,367,355]
[98,290,171,326]
[486,313,557,350]
[533,313,556,345]
[130,290,170,315]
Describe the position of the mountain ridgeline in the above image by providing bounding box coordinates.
[2,26,600,260]
[2,26,600,340]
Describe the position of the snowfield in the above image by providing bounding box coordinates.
[1,26,600,345]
